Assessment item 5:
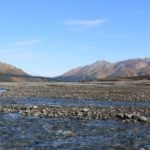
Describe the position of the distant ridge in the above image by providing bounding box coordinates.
[57,58,150,81]
[0,61,53,82]
[0,62,26,75]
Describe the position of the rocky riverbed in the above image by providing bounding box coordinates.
[0,82,149,123]
[0,104,150,123]
[0,82,150,101]
[0,82,150,149]
[1,112,150,149]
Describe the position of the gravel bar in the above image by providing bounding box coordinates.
[0,82,150,101]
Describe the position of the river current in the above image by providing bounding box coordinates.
[0,89,150,149]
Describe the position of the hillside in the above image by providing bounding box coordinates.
[58,58,150,81]
[0,61,53,82]
[0,62,26,75]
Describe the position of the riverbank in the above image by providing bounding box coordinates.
[0,81,150,101]
[0,104,149,123]
[0,82,150,123]
[0,82,150,149]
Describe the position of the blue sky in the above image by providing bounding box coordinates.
[0,0,150,77]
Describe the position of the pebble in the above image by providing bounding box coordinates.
[1,82,150,101]
[0,104,149,123]
[0,83,149,124]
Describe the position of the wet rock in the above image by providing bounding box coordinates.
[81,107,90,112]
[138,116,148,122]
[116,113,149,123]
[0,104,149,123]
[56,130,75,137]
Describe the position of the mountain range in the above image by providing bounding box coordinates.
[0,62,53,82]
[58,58,150,81]
[0,62,26,75]
[0,58,150,82]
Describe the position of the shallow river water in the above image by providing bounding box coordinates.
[0,88,150,149]
[0,89,6,94]
[1,97,150,108]
[0,112,150,149]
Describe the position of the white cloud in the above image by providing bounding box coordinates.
[13,40,41,46]
[65,19,107,27]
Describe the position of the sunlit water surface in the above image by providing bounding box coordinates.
[0,112,150,149]
[0,89,150,149]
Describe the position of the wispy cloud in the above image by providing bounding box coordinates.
[65,19,107,27]
[13,40,41,46]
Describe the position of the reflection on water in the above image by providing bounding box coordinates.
[0,89,6,94]
[0,112,150,149]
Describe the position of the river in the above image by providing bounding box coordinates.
[0,89,150,149]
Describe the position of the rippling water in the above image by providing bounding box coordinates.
[0,112,150,149]
[1,97,150,107]
[0,90,150,149]
[0,89,6,94]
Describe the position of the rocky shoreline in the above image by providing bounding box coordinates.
[0,104,149,123]
[0,82,150,124]
[0,82,150,101]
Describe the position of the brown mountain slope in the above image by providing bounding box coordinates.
[61,61,113,81]
[0,62,26,75]
[0,61,54,82]
[110,58,150,78]
[58,58,150,81]
[0,73,54,82]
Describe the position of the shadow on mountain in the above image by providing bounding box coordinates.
[0,73,54,82]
